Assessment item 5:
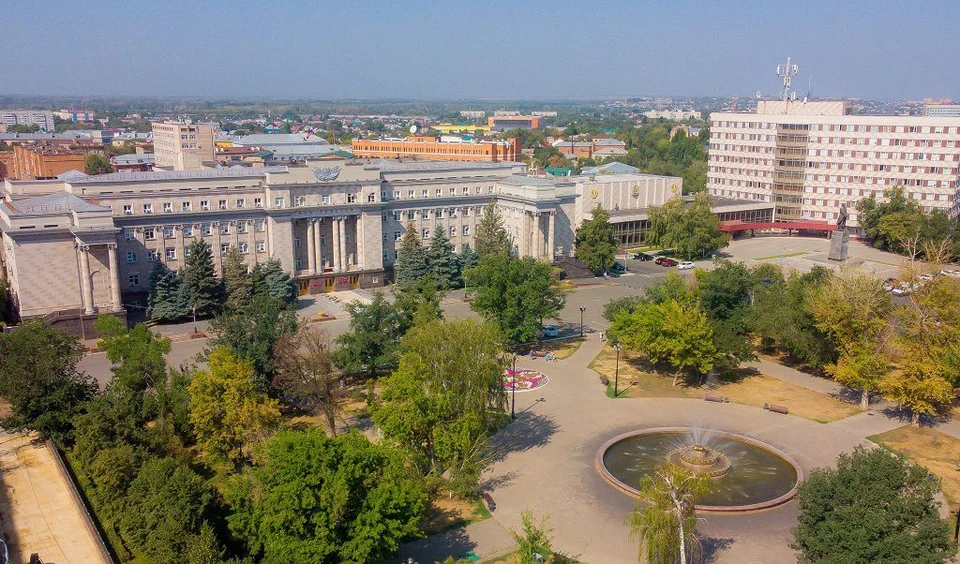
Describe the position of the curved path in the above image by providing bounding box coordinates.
[399,334,875,563]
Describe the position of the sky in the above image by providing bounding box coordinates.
[1,0,958,101]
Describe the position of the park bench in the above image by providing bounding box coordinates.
[764,403,789,414]
[704,393,729,403]
[530,350,548,358]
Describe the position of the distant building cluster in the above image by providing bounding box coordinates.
[644,110,701,120]
[0,110,56,132]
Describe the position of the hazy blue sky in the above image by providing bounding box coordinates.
[1,1,957,100]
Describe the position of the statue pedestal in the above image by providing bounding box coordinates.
[828,230,849,261]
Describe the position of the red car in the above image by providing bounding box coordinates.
[660,258,679,267]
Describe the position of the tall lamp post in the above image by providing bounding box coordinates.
[511,353,517,420]
[579,305,586,337]
[614,342,622,397]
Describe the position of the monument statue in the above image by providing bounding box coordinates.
[836,203,848,231]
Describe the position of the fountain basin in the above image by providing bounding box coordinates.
[597,427,803,512]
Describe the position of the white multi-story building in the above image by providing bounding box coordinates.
[923,103,960,117]
[0,110,56,132]
[151,122,215,170]
[644,110,701,121]
[707,100,960,228]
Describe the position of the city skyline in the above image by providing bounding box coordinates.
[1,1,958,101]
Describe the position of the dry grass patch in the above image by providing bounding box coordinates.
[589,346,860,423]
[870,426,960,504]
[421,496,490,535]
[538,337,584,360]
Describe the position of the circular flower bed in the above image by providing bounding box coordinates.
[503,369,549,392]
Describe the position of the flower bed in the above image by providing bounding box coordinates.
[503,369,549,392]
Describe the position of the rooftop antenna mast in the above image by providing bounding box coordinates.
[776,57,799,102]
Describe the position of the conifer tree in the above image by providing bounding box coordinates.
[394,223,428,288]
[182,239,223,318]
[148,264,190,322]
[458,244,480,273]
[427,226,461,289]
[474,203,512,257]
[261,258,296,304]
[222,246,252,311]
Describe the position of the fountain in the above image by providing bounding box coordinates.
[598,427,803,512]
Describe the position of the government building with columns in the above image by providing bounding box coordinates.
[1,157,766,330]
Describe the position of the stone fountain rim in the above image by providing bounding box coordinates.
[595,426,805,513]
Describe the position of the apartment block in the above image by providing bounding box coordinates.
[0,110,56,132]
[352,136,522,162]
[707,100,960,228]
[151,122,215,170]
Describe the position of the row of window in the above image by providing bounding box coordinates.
[124,197,262,215]
[126,241,268,264]
[381,205,482,222]
[714,122,960,135]
[390,186,494,200]
[124,220,267,241]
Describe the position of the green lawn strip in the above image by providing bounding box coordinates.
[754,251,812,260]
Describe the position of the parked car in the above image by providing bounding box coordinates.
[677,261,695,270]
[610,261,626,273]
[631,252,654,261]
[541,325,559,339]
[654,256,666,265]
[659,258,679,267]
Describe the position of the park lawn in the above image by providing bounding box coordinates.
[590,347,860,423]
[870,426,960,505]
[421,496,491,535]
[538,337,584,360]
[754,251,812,260]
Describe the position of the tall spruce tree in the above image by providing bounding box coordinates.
[147,263,190,322]
[474,203,512,257]
[222,246,252,312]
[182,239,223,317]
[427,226,461,289]
[458,244,479,273]
[394,223,428,288]
[260,258,296,304]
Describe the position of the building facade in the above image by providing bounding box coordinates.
[352,136,521,162]
[151,122,215,170]
[1,159,695,323]
[0,110,56,132]
[487,115,542,130]
[11,145,88,180]
[707,100,960,227]
[923,103,960,117]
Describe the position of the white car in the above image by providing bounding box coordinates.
[677,261,695,270]
[541,325,560,338]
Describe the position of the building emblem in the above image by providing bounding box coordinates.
[590,188,599,199]
[670,182,679,194]
[632,185,640,197]
[313,165,341,182]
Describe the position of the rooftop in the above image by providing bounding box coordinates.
[362,159,522,173]
[6,192,111,216]
[64,166,284,184]
[235,133,329,146]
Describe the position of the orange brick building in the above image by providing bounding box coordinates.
[352,136,522,162]
[12,145,88,179]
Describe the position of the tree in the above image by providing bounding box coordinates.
[512,511,554,564]
[610,300,720,386]
[393,276,444,334]
[474,202,512,257]
[575,204,618,274]
[94,316,170,395]
[695,261,757,369]
[464,254,565,347]
[147,263,191,322]
[182,239,223,317]
[256,257,296,304]
[458,244,480,272]
[627,464,708,564]
[0,320,97,442]
[793,446,953,563]
[222,245,252,311]
[647,193,729,259]
[394,223,429,288]
[857,186,959,262]
[333,291,404,377]
[0,273,13,326]
[373,319,506,495]
[84,153,112,175]
[809,268,892,409]
[188,347,282,464]
[227,429,427,563]
[272,324,345,435]
[427,226,462,289]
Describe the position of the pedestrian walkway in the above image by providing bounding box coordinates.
[395,518,516,562]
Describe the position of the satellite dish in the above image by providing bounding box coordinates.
[409,125,418,134]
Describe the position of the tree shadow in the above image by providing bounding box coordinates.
[830,386,865,406]
[486,411,559,464]
[480,470,517,491]
[879,403,913,423]
[698,536,735,563]
[393,522,477,563]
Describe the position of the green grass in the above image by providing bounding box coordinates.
[754,251,812,260]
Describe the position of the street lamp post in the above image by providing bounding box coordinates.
[614,342,622,397]
[579,305,586,337]
[511,354,517,420]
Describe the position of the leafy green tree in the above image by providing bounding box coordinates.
[647,192,729,258]
[695,261,757,369]
[575,204,618,274]
[94,316,170,395]
[373,319,506,495]
[221,245,251,311]
[0,274,13,325]
[610,300,720,386]
[857,186,959,261]
[474,203,512,257]
[117,457,223,563]
[208,293,298,389]
[512,511,554,564]
[188,347,282,464]
[0,320,97,442]
[147,263,191,322]
[642,272,698,307]
[272,324,345,436]
[627,464,708,564]
[84,153,113,174]
[428,226,462,289]
[227,429,427,563]
[182,239,224,317]
[333,291,404,377]
[394,222,429,288]
[464,254,565,347]
[793,446,953,564]
[393,275,444,334]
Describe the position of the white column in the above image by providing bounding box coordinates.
[314,218,323,273]
[306,220,317,274]
[339,217,348,271]
[107,243,123,311]
[332,216,342,272]
[547,212,555,261]
[77,244,94,315]
[356,214,364,269]
[533,213,541,258]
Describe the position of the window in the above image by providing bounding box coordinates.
[464,207,471,217]
[219,199,228,210]
[238,242,248,254]
[394,190,401,199]
[407,211,415,220]
[449,187,455,196]
[144,228,156,241]
[381,191,387,200]
[462,225,470,235]
[124,230,134,240]
[200,200,210,211]
[128,274,140,287]
[450,226,457,237]
[236,198,245,209]
[294,237,301,248]
[321,194,330,204]
[255,220,265,232]
[422,229,430,239]
[165,248,177,260]
[394,231,402,241]
[436,209,444,219]
[220,223,230,235]
[381,212,388,222]
[163,202,173,213]
[347,194,357,203]
[422,189,428,198]
[435,189,442,197]
[295,196,306,207]
[237,222,247,234]
[462,186,469,195]
[163,226,174,239]
[254,197,263,208]
[274,197,285,208]
[393,211,401,221]
[147,250,159,262]
[126,251,137,263]
[183,225,193,237]
[220,244,230,255]
[367,193,376,202]
[407,190,414,198]
[182,201,192,212]
[143,203,153,214]
[256,240,266,253]
[202,223,212,236]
